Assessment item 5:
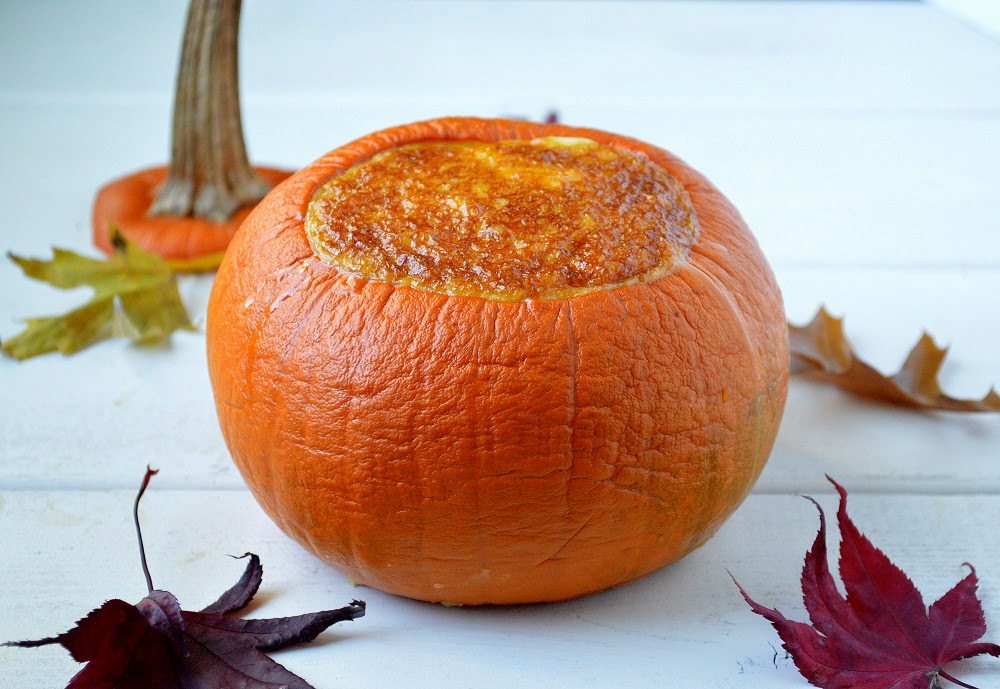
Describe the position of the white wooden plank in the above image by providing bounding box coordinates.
[556,108,1000,269]
[2,267,999,493]
[1,490,998,687]
[2,1,999,111]
[1,2,998,685]
[2,104,999,267]
[931,0,1000,39]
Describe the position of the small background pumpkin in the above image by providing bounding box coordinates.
[91,0,289,267]
[206,117,789,605]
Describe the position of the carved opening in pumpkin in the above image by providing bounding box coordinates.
[306,137,700,301]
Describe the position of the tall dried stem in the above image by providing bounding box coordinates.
[149,0,270,222]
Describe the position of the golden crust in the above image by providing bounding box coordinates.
[305,138,698,300]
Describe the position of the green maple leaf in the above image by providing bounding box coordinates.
[2,231,195,361]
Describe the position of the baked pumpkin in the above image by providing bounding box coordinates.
[206,117,788,605]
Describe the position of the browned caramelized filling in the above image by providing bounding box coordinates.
[305,137,699,301]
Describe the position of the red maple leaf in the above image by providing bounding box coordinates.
[734,477,1000,689]
[5,468,365,688]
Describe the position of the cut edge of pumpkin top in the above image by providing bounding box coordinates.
[305,136,700,301]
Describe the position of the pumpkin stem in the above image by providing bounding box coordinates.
[148,0,271,222]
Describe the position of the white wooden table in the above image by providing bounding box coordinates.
[2,1,999,686]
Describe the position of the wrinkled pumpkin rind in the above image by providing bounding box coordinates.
[206,117,789,605]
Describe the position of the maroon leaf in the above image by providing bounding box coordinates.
[4,468,366,689]
[173,630,312,689]
[184,603,367,652]
[200,552,263,614]
[6,600,178,689]
[734,477,1000,689]
[136,590,186,655]
[178,602,366,689]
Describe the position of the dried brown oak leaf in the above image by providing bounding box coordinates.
[734,477,1000,689]
[4,468,365,689]
[790,307,1000,412]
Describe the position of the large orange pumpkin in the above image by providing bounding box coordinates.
[206,117,788,605]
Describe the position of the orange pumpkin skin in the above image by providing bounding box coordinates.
[92,166,291,263]
[206,118,788,605]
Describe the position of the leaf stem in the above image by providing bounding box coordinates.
[134,466,159,593]
[939,670,981,689]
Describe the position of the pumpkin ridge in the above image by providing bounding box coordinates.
[675,261,759,369]
[658,263,764,507]
[564,299,579,526]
